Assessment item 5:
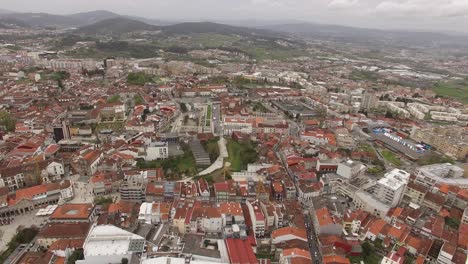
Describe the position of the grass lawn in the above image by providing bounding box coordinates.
[227,139,258,172]
[381,149,402,166]
[137,151,197,177]
[432,80,468,104]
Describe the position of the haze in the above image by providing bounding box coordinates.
[2,0,468,33]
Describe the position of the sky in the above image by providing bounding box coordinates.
[1,0,468,33]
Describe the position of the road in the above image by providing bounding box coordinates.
[212,103,222,136]
[275,137,322,263]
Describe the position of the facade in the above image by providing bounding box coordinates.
[403,182,428,205]
[411,127,468,160]
[246,200,265,237]
[374,169,410,207]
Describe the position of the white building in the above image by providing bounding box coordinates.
[336,160,365,179]
[145,142,169,161]
[374,169,410,207]
[77,224,145,264]
[414,163,467,188]
[354,191,391,218]
[46,161,65,180]
[223,118,254,135]
[246,200,265,237]
[437,242,457,264]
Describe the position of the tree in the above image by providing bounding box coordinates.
[0,110,16,132]
[67,249,84,264]
[180,102,188,113]
[121,258,129,264]
[107,94,121,103]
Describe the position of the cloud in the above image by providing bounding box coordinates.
[374,0,468,18]
[328,0,359,9]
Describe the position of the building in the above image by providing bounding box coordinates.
[271,226,308,245]
[354,191,391,218]
[120,171,147,202]
[280,248,312,264]
[361,92,378,110]
[36,222,90,247]
[145,142,169,161]
[336,160,365,179]
[225,238,258,264]
[314,207,342,235]
[414,163,467,188]
[374,169,410,207]
[403,181,428,205]
[411,127,468,160]
[437,242,457,264]
[50,203,97,223]
[381,247,406,264]
[77,224,145,264]
[463,208,468,225]
[246,200,266,237]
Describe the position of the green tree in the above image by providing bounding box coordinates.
[67,249,84,264]
[134,94,145,105]
[121,258,129,264]
[107,94,121,103]
[0,110,16,132]
[180,102,188,113]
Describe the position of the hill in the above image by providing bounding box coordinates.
[67,10,120,26]
[0,10,161,29]
[164,22,282,38]
[262,23,468,48]
[77,17,159,35]
[0,18,29,28]
[0,9,14,14]
[0,12,81,28]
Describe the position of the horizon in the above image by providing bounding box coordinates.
[2,0,468,34]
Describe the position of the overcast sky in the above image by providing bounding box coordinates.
[2,0,468,33]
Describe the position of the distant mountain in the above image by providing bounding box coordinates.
[0,10,165,29]
[262,23,468,48]
[0,12,81,28]
[75,19,284,39]
[77,17,159,35]
[0,9,14,14]
[163,22,283,38]
[0,17,29,28]
[67,10,120,26]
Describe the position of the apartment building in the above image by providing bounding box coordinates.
[374,169,410,207]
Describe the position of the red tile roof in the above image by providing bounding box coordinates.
[50,203,94,220]
[225,238,258,264]
[271,226,307,241]
[283,248,312,260]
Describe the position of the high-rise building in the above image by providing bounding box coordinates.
[374,169,410,207]
[361,92,378,110]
